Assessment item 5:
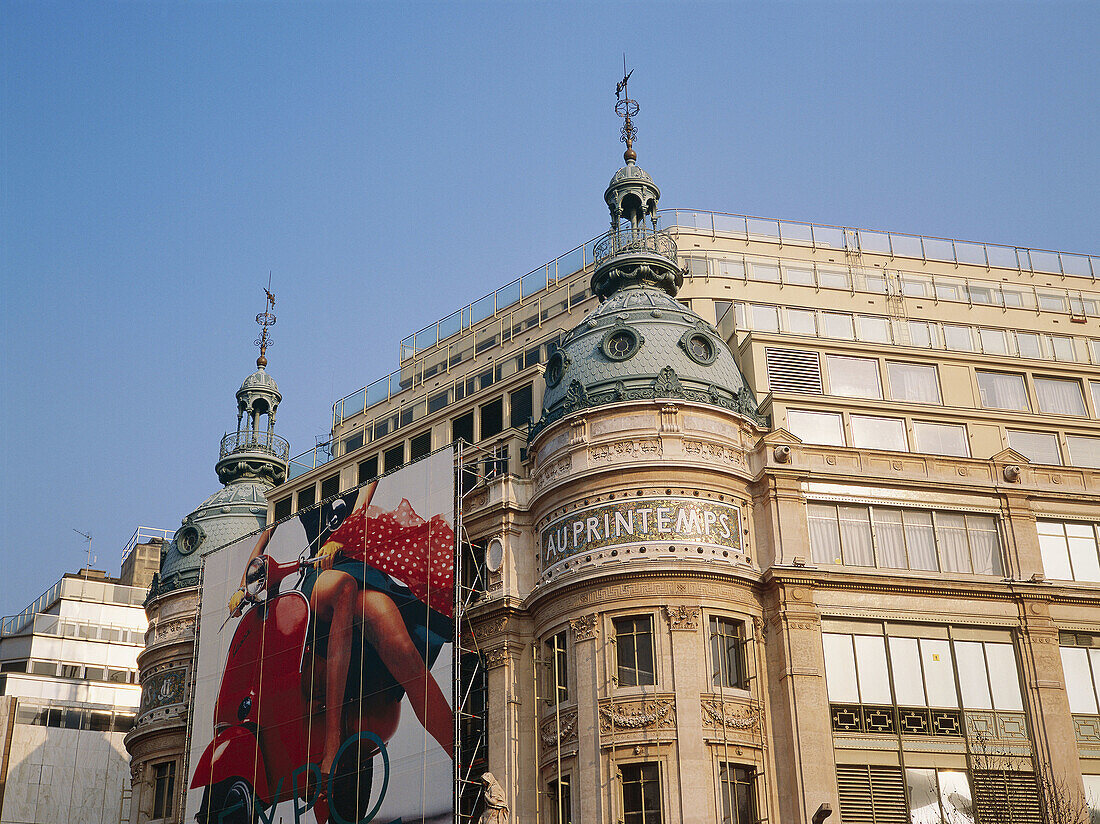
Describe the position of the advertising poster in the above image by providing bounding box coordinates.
[186,449,455,824]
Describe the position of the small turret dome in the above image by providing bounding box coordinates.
[239,367,279,395]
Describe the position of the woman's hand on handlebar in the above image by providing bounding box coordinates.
[317,540,343,571]
[228,588,246,616]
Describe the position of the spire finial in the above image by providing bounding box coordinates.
[254,276,276,368]
[615,56,639,163]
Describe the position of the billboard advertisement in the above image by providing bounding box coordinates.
[186,449,455,824]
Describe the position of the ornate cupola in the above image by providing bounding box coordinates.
[535,75,761,433]
[215,289,289,486]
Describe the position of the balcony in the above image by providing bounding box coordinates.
[219,430,290,461]
[593,227,678,267]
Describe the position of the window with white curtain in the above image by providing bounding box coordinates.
[1050,335,1076,361]
[1007,429,1061,465]
[807,503,1002,574]
[1090,340,1100,364]
[976,371,1030,411]
[857,315,891,343]
[822,632,1022,712]
[1067,435,1100,469]
[717,259,745,279]
[912,421,969,457]
[827,355,882,399]
[818,269,850,290]
[822,312,855,339]
[1038,521,1100,582]
[1089,382,1100,416]
[850,415,908,451]
[887,362,941,404]
[787,410,844,446]
[1034,376,1086,416]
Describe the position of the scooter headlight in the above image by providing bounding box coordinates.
[244,556,268,599]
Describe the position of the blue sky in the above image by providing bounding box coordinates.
[1,1,1097,612]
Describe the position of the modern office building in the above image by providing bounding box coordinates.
[124,333,287,824]
[0,531,165,824]
[269,112,1100,823]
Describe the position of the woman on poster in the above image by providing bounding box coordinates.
[229,480,454,795]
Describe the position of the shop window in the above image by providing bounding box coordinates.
[709,617,747,690]
[620,762,662,824]
[410,431,432,461]
[152,761,176,820]
[384,444,405,473]
[826,355,882,399]
[320,473,340,500]
[1007,429,1061,465]
[887,362,941,404]
[718,764,756,824]
[544,631,568,705]
[977,371,1030,411]
[297,486,315,511]
[480,398,504,439]
[509,383,534,429]
[452,411,475,445]
[546,776,572,824]
[613,616,656,687]
[357,455,378,485]
[273,496,292,522]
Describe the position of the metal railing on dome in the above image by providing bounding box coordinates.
[219,430,290,461]
[592,226,678,265]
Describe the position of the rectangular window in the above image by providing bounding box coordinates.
[547,776,572,824]
[976,371,1030,411]
[979,327,1009,355]
[827,355,882,399]
[1050,334,1076,361]
[1015,331,1042,359]
[748,262,779,282]
[912,421,969,457]
[427,389,449,413]
[786,308,817,335]
[452,411,475,445]
[718,764,756,824]
[297,486,315,511]
[905,768,974,824]
[765,348,823,394]
[510,383,534,429]
[784,266,815,286]
[614,616,656,687]
[1038,521,1100,582]
[1035,376,1086,416]
[787,410,844,446]
[409,431,432,460]
[1067,435,1100,469]
[943,324,975,351]
[320,473,340,501]
[480,398,504,439]
[1007,429,1061,465]
[273,496,292,522]
[887,362,941,404]
[822,312,855,340]
[545,631,568,704]
[620,762,662,824]
[383,443,405,473]
[357,455,378,484]
[343,432,364,453]
[857,315,891,343]
[818,269,850,290]
[709,617,748,690]
[850,415,908,451]
[152,761,176,819]
[908,320,933,348]
[750,304,780,332]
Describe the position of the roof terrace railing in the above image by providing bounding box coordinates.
[1,579,63,637]
[317,209,1097,464]
[121,526,175,563]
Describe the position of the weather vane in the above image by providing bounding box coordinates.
[615,56,639,162]
[255,274,276,368]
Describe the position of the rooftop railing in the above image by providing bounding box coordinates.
[592,226,678,265]
[121,526,174,563]
[219,430,290,461]
[315,209,1097,468]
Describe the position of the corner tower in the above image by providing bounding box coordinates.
[125,293,289,824]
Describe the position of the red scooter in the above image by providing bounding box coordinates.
[190,550,390,824]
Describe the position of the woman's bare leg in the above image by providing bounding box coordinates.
[309,570,357,775]
[356,590,453,755]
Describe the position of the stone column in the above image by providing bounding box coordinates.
[763,580,838,823]
[663,605,711,824]
[569,613,604,824]
[484,642,520,818]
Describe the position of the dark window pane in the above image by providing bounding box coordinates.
[481,398,504,439]
[357,456,378,484]
[297,486,315,510]
[273,496,292,522]
[410,431,432,460]
[452,412,475,445]
[384,444,405,473]
[320,473,340,500]
[510,384,534,429]
[343,432,364,453]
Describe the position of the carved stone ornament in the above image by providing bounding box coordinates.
[599,698,675,733]
[154,617,196,642]
[570,614,599,642]
[588,438,662,462]
[701,698,762,732]
[472,616,507,642]
[664,605,700,631]
[653,365,683,397]
[535,455,572,490]
[540,711,580,749]
[483,646,509,669]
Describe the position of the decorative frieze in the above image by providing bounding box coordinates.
[599,697,675,733]
[540,711,579,749]
[701,698,762,733]
[664,605,700,631]
[140,668,187,713]
[570,614,598,642]
[535,456,573,490]
[153,617,196,642]
[1074,715,1100,744]
[588,438,662,463]
[483,645,510,669]
[682,439,745,467]
[472,616,508,641]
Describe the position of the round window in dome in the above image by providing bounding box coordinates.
[601,327,642,361]
[545,351,566,388]
[680,331,719,365]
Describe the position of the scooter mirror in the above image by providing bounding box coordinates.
[327,498,346,530]
[244,556,268,599]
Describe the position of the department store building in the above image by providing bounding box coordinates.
[134,127,1100,822]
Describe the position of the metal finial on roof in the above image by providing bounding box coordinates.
[615,57,639,163]
[254,279,276,368]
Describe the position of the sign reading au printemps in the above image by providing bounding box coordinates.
[541,496,743,566]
